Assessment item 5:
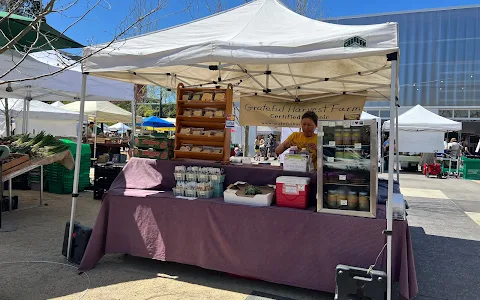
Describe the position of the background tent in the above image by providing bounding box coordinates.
[383,105,462,153]
[0,99,80,137]
[109,122,131,133]
[361,111,382,168]
[142,116,175,128]
[51,101,65,107]
[61,101,132,123]
[0,50,134,103]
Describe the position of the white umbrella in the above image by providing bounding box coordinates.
[109,122,131,131]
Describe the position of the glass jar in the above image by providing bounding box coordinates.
[337,190,348,209]
[342,129,352,145]
[347,191,358,210]
[327,190,338,209]
[350,149,361,159]
[352,129,361,144]
[334,129,343,146]
[359,192,369,211]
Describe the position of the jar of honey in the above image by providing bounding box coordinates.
[359,192,369,211]
[347,191,358,210]
[337,190,348,209]
[334,129,343,146]
[352,129,361,144]
[342,129,352,145]
[335,151,344,159]
[327,190,338,209]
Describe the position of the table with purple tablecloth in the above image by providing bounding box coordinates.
[79,158,417,299]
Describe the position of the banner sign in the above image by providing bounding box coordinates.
[240,94,366,127]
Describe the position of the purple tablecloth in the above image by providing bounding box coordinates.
[80,158,417,299]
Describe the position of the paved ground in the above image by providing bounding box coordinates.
[0,172,479,299]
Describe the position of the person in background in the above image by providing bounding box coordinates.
[86,122,95,138]
[444,138,449,150]
[462,141,472,156]
[383,136,396,172]
[448,138,461,158]
[275,111,318,168]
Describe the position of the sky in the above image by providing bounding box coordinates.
[47,0,480,48]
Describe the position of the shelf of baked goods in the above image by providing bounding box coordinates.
[177,116,226,123]
[174,140,225,161]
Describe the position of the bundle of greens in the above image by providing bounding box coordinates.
[10,131,70,158]
[245,185,262,196]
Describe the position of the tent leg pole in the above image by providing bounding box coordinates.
[67,73,88,260]
[26,101,30,134]
[131,100,136,146]
[93,118,97,159]
[395,104,400,182]
[386,58,397,300]
[22,99,26,134]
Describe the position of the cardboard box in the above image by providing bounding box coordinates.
[283,154,309,172]
[134,136,168,150]
[224,182,275,207]
[133,148,170,160]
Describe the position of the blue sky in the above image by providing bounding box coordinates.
[48,0,480,47]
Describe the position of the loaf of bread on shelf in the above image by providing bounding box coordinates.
[192,109,203,116]
[180,144,192,151]
[191,146,202,152]
[182,93,192,101]
[214,109,224,117]
[180,127,191,134]
[183,109,193,116]
[201,93,213,102]
[191,128,204,135]
[204,108,216,118]
[214,93,225,101]
[191,93,202,101]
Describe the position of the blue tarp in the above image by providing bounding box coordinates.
[141,116,175,128]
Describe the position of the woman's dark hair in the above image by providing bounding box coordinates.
[301,111,318,126]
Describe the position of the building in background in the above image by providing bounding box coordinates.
[326,5,480,148]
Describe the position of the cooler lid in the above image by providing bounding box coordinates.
[276,176,311,185]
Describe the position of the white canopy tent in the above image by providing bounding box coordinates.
[109,122,131,132]
[61,101,132,123]
[73,0,400,297]
[0,99,80,137]
[383,105,462,153]
[50,101,65,107]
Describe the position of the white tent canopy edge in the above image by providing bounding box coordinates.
[72,1,400,298]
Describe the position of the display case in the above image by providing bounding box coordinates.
[174,83,233,163]
[316,120,378,218]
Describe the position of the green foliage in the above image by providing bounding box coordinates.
[244,185,262,196]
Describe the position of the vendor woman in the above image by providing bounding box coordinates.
[275,111,318,166]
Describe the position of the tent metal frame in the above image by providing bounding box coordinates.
[68,56,400,300]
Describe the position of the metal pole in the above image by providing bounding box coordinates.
[93,117,97,159]
[39,165,43,207]
[22,99,26,134]
[67,73,87,260]
[395,104,400,182]
[387,57,397,300]
[130,100,136,148]
[8,178,12,211]
[25,100,30,133]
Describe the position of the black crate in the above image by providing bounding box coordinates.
[93,188,105,200]
[62,222,93,264]
[1,196,18,212]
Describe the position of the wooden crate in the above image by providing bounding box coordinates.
[174,83,233,163]
[2,154,31,176]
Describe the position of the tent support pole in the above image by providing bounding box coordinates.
[22,99,26,134]
[131,100,136,147]
[67,73,88,260]
[395,103,400,182]
[387,56,397,300]
[93,117,97,159]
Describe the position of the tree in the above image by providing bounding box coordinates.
[0,0,42,18]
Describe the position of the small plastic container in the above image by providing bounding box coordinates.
[173,188,184,197]
[174,173,186,181]
[197,174,210,182]
[210,174,225,183]
[185,189,197,198]
[197,190,213,199]
[186,173,197,182]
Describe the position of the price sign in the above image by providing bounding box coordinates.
[340,200,348,206]
[328,122,336,127]
[225,114,235,128]
[339,175,347,181]
[327,157,334,163]
[329,141,336,146]
[318,132,325,137]
[354,143,362,149]
[336,121,344,126]
[343,122,351,128]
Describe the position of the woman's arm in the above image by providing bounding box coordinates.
[275,138,293,156]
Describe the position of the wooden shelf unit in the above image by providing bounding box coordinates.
[174,83,233,163]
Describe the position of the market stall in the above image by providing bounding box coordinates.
[0,99,81,137]
[73,0,409,298]
[383,105,462,172]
